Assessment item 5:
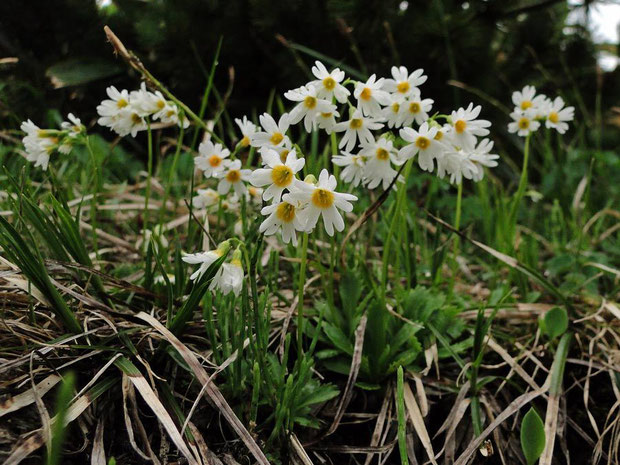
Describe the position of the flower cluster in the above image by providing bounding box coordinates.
[97,83,189,137]
[507,85,574,136]
[182,241,244,296]
[20,114,85,170]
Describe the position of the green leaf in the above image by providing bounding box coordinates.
[520,407,545,465]
[48,371,76,465]
[46,58,121,88]
[540,307,568,339]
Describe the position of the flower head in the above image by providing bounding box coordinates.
[183,241,231,281]
[359,137,401,190]
[399,91,434,127]
[259,195,307,246]
[382,66,427,97]
[21,120,55,170]
[195,140,231,178]
[508,109,540,136]
[449,103,491,149]
[544,97,574,134]
[332,151,366,187]
[354,74,391,117]
[287,169,357,236]
[284,85,336,133]
[333,108,384,152]
[398,122,446,172]
[250,149,305,202]
[217,160,252,196]
[235,116,257,147]
[309,61,350,103]
[251,113,291,150]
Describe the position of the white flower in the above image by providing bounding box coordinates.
[97,86,146,137]
[332,152,365,187]
[259,143,294,165]
[250,149,305,202]
[316,110,340,134]
[512,85,548,113]
[136,225,169,254]
[382,66,427,97]
[309,61,350,103]
[284,85,336,133]
[467,138,499,182]
[399,92,434,127]
[246,186,264,206]
[183,241,230,281]
[508,109,540,136]
[399,122,446,172]
[287,169,357,236]
[235,116,257,147]
[195,141,231,178]
[193,188,220,209]
[449,103,491,149]
[129,83,161,116]
[359,137,401,190]
[21,120,55,170]
[97,86,130,120]
[544,97,574,134]
[354,74,391,117]
[250,113,291,150]
[334,109,384,152]
[61,113,84,138]
[217,160,252,196]
[259,195,307,246]
[155,103,189,128]
[382,96,405,128]
[210,256,244,296]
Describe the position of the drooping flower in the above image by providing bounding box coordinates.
[259,195,307,246]
[195,140,231,178]
[399,122,446,172]
[309,61,350,103]
[354,74,391,117]
[382,66,427,97]
[217,159,252,196]
[235,116,257,147]
[332,152,366,187]
[448,103,491,150]
[284,85,336,133]
[210,248,244,296]
[467,138,499,182]
[250,113,291,150]
[193,188,220,209]
[183,241,231,281]
[20,120,56,170]
[250,149,305,202]
[508,109,540,136]
[544,96,574,134]
[287,169,357,236]
[333,108,384,152]
[316,110,340,134]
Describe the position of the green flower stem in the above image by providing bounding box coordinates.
[510,133,531,228]
[143,120,153,246]
[453,180,463,261]
[85,136,101,260]
[382,158,413,290]
[296,232,309,357]
[159,119,185,226]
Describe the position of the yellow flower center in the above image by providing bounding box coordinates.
[271,165,294,187]
[360,87,372,101]
[415,136,430,150]
[304,96,317,109]
[157,100,166,110]
[323,76,336,90]
[350,118,363,129]
[521,100,533,110]
[131,113,142,124]
[391,102,400,113]
[434,131,443,141]
[270,132,284,145]
[311,188,335,209]
[209,155,222,167]
[226,169,241,183]
[397,81,410,93]
[376,148,389,160]
[241,135,250,147]
[409,102,421,114]
[166,109,175,117]
[548,112,559,123]
[454,120,467,133]
[276,202,296,223]
[518,117,530,130]
[117,98,128,109]
[320,112,333,118]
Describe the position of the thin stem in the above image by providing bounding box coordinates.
[85,136,101,261]
[159,120,185,226]
[296,232,309,357]
[143,120,153,246]
[510,133,531,227]
[453,180,463,261]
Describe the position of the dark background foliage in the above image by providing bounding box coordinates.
[0,0,618,152]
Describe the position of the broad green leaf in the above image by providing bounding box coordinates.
[520,407,545,465]
[540,307,568,339]
[46,59,121,88]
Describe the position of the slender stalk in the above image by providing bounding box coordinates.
[296,232,309,357]
[453,180,463,264]
[381,158,413,290]
[159,120,185,226]
[84,136,101,260]
[143,120,153,247]
[510,133,531,226]
[396,367,409,465]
